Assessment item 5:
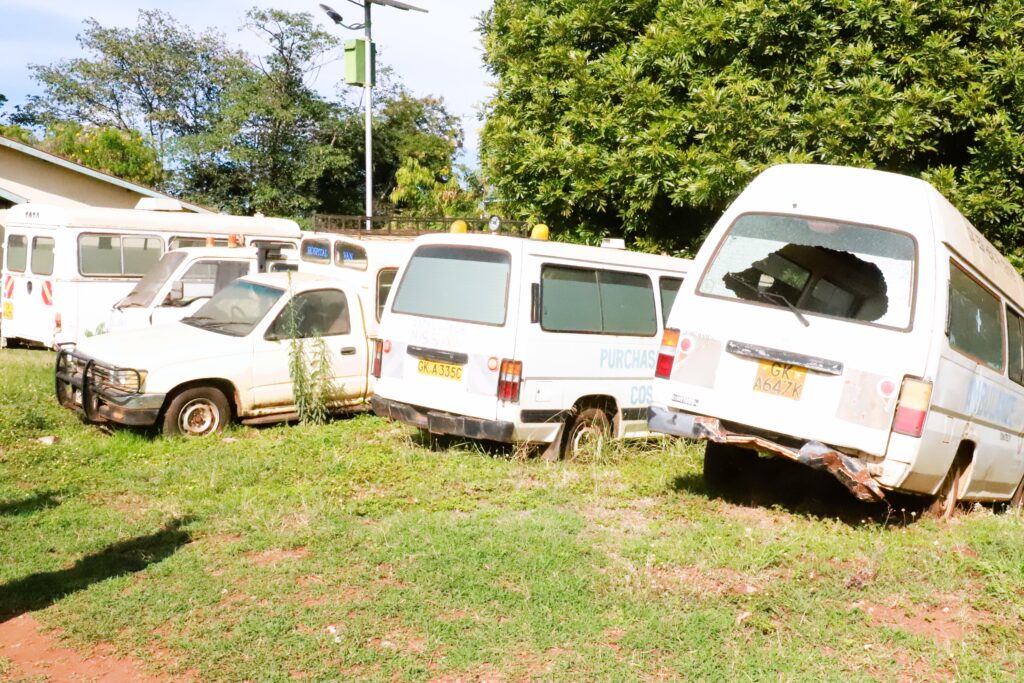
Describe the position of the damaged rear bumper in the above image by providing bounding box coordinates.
[648,406,885,502]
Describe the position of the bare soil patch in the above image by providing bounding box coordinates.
[851,595,992,645]
[0,613,173,682]
[245,546,309,565]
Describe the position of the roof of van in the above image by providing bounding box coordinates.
[3,203,302,239]
[408,232,691,275]
[728,164,1024,307]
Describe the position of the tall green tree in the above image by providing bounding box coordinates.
[480,0,1024,253]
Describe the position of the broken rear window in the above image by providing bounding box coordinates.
[698,214,916,329]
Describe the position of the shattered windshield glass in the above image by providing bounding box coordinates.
[698,214,916,329]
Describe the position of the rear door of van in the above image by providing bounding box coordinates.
[376,237,520,421]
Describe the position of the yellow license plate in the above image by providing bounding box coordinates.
[753,360,806,400]
[2,302,11,320]
[418,359,463,381]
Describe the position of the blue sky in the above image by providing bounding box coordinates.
[0,0,494,164]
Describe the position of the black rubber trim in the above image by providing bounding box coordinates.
[520,409,569,424]
[372,395,513,442]
[406,345,469,365]
[725,340,843,375]
[621,407,648,421]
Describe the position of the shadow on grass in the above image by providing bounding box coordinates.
[0,517,194,621]
[670,458,930,527]
[0,491,62,517]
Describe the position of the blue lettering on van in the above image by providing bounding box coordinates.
[599,348,657,370]
[966,379,1024,428]
[341,250,355,261]
[630,384,654,405]
[305,245,330,259]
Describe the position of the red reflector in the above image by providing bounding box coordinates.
[371,339,383,378]
[892,407,927,436]
[54,312,62,333]
[892,377,932,438]
[655,328,680,379]
[497,359,522,403]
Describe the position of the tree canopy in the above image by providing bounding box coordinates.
[21,8,465,218]
[480,0,1024,253]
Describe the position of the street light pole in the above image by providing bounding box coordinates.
[319,1,428,232]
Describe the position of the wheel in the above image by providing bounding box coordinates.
[930,456,968,520]
[562,407,611,462]
[161,386,230,437]
[702,441,758,490]
[1008,476,1024,512]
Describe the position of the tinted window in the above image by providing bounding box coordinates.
[335,242,368,270]
[392,245,510,326]
[169,236,228,249]
[78,234,164,276]
[269,290,351,339]
[542,266,657,336]
[377,268,397,321]
[301,239,331,264]
[31,237,55,276]
[6,234,27,273]
[948,262,1003,370]
[1008,308,1024,386]
[660,277,683,324]
[699,214,916,329]
[185,280,283,337]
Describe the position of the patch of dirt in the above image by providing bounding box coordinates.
[722,504,794,529]
[649,565,763,597]
[850,595,992,645]
[246,546,309,565]
[581,500,655,535]
[428,662,507,683]
[366,627,427,655]
[374,563,409,589]
[0,613,173,682]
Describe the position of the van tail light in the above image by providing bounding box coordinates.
[655,328,680,379]
[54,312,62,333]
[371,339,384,378]
[497,359,522,402]
[892,377,932,438]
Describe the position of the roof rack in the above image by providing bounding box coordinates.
[311,213,532,236]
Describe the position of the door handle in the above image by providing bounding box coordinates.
[340,346,357,355]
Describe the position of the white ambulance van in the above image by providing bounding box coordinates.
[371,231,691,459]
[107,245,297,333]
[295,232,414,336]
[1,202,301,348]
[649,164,1024,515]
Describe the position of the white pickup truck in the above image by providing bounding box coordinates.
[56,271,373,436]
[107,245,297,333]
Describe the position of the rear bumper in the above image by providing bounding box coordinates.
[55,348,164,427]
[372,395,515,442]
[648,405,885,502]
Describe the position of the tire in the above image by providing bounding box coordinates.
[703,441,757,490]
[930,456,968,521]
[161,386,230,437]
[562,407,611,462]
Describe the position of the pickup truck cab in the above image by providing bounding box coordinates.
[108,245,297,333]
[56,271,372,436]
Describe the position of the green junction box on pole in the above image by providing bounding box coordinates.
[345,39,376,86]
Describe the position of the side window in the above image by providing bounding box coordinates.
[376,268,397,321]
[6,234,27,273]
[170,260,250,304]
[31,237,55,276]
[1007,307,1024,386]
[301,239,331,264]
[169,236,228,250]
[268,290,351,340]
[335,242,368,270]
[659,277,683,324]
[78,234,164,276]
[947,262,1003,371]
[541,265,657,336]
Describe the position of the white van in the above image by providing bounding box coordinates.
[371,232,691,458]
[107,245,298,333]
[649,164,1024,514]
[295,232,414,336]
[1,202,301,348]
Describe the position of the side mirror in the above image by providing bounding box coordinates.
[168,281,184,304]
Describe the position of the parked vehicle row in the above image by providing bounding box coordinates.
[35,163,1024,511]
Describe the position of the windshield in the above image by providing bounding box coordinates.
[698,214,916,329]
[116,252,188,309]
[183,280,283,337]
[391,245,511,326]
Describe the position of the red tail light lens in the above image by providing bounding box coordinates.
[655,328,680,379]
[892,377,932,438]
[497,359,522,402]
[371,339,384,378]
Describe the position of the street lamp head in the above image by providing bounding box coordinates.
[319,4,344,24]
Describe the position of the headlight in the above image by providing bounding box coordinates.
[102,368,147,393]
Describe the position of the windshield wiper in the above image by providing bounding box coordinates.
[724,273,810,328]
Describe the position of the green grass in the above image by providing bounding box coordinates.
[1,348,1022,681]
